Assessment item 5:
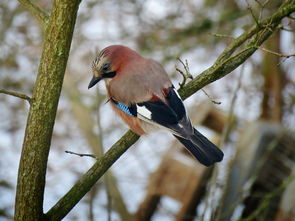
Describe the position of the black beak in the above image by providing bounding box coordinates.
[88,76,102,89]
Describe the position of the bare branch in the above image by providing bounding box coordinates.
[210,33,235,39]
[258,46,295,58]
[178,1,295,100]
[18,0,49,30]
[254,0,269,8]
[201,89,221,105]
[213,0,294,64]
[246,0,260,27]
[0,89,31,104]
[65,150,97,159]
[45,130,140,220]
[176,57,193,88]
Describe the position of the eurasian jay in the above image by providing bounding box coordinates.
[88,45,223,166]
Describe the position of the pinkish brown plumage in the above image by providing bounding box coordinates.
[88,45,223,166]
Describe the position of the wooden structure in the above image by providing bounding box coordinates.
[220,122,295,221]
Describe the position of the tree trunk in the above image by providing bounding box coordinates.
[261,31,284,122]
[14,0,81,220]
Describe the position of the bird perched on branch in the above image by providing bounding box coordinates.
[88,45,223,166]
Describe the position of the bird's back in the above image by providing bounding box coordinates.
[107,58,172,104]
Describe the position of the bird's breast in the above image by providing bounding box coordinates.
[109,102,146,135]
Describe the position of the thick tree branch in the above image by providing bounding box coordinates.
[45,131,139,220]
[45,1,295,219]
[178,0,295,100]
[14,0,81,220]
[0,89,31,104]
[214,0,295,64]
[18,0,49,30]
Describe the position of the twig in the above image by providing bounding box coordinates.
[212,0,292,64]
[254,0,270,21]
[255,0,270,8]
[46,131,140,220]
[0,89,31,104]
[246,0,260,27]
[201,89,221,105]
[65,150,97,159]
[176,57,193,88]
[211,33,235,39]
[18,0,49,30]
[279,26,294,32]
[258,46,295,58]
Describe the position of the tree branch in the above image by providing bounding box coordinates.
[45,130,139,220]
[258,46,295,58]
[18,0,50,30]
[65,150,97,159]
[178,0,295,100]
[214,0,295,64]
[0,89,31,104]
[176,57,193,88]
[44,1,295,219]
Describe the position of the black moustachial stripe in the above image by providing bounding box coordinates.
[102,71,116,79]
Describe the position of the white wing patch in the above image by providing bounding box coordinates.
[174,88,182,99]
[136,105,152,120]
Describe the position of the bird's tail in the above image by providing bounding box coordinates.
[173,128,223,166]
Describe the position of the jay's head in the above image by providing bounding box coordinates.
[88,45,140,89]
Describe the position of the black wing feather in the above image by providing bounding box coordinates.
[137,87,186,129]
[114,87,224,166]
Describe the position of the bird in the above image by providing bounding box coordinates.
[88,45,223,166]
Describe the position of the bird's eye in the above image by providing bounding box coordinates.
[102,63,110,72]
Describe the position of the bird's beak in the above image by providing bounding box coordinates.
[88,76,102,89]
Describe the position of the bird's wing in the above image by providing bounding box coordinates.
[137,87,194,137]
[111,87,193,137]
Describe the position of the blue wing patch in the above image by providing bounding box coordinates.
[116,102,133,116]
[111,99,137,117]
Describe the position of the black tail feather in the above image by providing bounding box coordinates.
[174,128,223,166]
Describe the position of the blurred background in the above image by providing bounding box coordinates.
[0,0,294,220]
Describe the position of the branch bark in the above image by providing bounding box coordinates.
[64,75,132,220]
[14,0,81,220]
[44,0,295,220]
[45,130,139,220]
[18,0,50,30]
[178,0,295,100]
[0,89,31,104]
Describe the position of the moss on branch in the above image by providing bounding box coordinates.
[18,0,50,30]
[45,131,139,220]
[178,0,295,100]
[0,89,31,103]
